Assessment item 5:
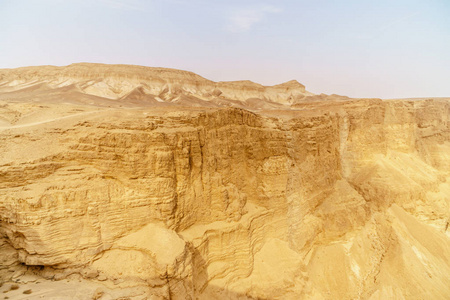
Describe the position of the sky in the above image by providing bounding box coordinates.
[0,0,449,98]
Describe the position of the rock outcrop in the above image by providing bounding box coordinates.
[0,64,449,299]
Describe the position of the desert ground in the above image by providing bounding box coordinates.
[0,63,449,299]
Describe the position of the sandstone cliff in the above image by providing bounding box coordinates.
[0,64,449,299]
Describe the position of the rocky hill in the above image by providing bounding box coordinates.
[0,64,449,299]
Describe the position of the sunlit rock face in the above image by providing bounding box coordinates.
[0,64,449,299]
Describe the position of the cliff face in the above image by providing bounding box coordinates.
[0,64,449,299]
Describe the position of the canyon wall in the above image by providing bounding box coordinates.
[0,64,449,299]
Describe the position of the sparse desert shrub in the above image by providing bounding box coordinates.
[9,285,19,291]
[23,289,32,294]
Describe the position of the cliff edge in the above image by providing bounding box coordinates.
[0,64,449,299]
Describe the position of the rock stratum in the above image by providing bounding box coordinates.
[0,63,449,299]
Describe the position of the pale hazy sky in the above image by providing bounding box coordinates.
[1,0,449,98]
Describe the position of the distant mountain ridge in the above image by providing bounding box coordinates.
[0,63,314,107]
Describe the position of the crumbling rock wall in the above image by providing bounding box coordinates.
[0,83,449,298]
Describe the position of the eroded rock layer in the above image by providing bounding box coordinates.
[0,64,449,299]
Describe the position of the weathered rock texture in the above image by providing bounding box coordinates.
[0,63,449,299]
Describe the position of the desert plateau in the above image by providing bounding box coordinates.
[0,63,449,299]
